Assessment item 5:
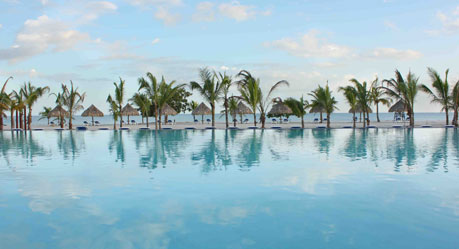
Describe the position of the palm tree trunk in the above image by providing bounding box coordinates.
[11,109,14,128]
[453,108,458,127]
[28,107,32,130]
[155,106,159,130]
[211,103,215,127]
[376,103,380,122]
[69,113,73,130]
[363,111,366,128]
[114,119,117,130]
[301,115,304,128]
[253,111,257,126]
[201,115,204,124]
[16,110,19,129]
[409,110,414,127]
[233,117,236,127]
[445,107,449,125]
[352,111,356,128]
[146,116,149,128]
[224,99,229,128]
[320,112,323,123]
[326,113,331,128]
[19,111,23,129]
[23,108,27,130]
[159,115,162,129]
[0,113,3,131]
[366,111,370,126]
[261,113,266,128]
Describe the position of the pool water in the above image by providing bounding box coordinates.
[0,129,458,249]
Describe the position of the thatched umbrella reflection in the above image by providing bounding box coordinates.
[81,104,104,126]
[48,105,69,128]
[192,102,211,124]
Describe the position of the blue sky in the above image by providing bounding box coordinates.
[0,0,458,114]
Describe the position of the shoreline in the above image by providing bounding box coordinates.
[2,120,457,131]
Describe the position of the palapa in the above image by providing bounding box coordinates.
[82,104,104,126]
[160,103,178,116]
[309,105,325,113]
[388,100,407,113]
[236,102,253,115]
[192,102,211,124]
[268,102,293,116]
[121,103,140,116]
[48,105,69,118]
[348,106,373,113]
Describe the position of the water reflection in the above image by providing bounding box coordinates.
[57,131,86,161]
[0,131,48,166]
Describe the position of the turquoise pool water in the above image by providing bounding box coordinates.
[0,129,458,249]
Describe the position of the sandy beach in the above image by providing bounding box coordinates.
[3,120,457,131]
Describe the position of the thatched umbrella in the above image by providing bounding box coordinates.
[348,106,373,113]
[160,103,177,124]
[121,103,140,125]
[48,106,69,128]
[388,100,407,113]
[236,102,253,123]
[192,102,211,124]
[81,104,104,126]
[309,105,325,113]
[268,102,293,117]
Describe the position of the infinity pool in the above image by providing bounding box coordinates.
[0,129,458,249]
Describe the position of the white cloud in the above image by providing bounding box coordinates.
[154,7,181,26]
[384,20,398,30]
[0,24,3,29]
[428,7,459,34]
[265,30,352,58]
[129,0,182,6]
[151,38,160,45]
[218,1,255,21]
[0,15,90,63]
[192,2,215,22]
[81,1,118,22]
[368,47,422,60]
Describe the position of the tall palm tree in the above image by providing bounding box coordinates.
[339,85,358,128]
[130,93,151,127]
[237,70,288,128]
[218,72,233,128]
[20,82,50,130]
[370,77,391,122]
[309,85,338,128]
[0,77,13,130]
[38,107,52,125]
[452,80,459,126]
[51,92,66,128]
[284,96,309,128]
[156,77,186,129]
[106,95,120,130]
[188,100,199,121]
[62,81,85,130]
[227,96,239,127]
[110,78,125,128]
[349,78,372,127]
[138,72,160,130]
[308,88,324,123]
[420,68,452,125]
[383,70,420,127]
[190,68,224,127]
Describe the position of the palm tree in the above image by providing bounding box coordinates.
[339,85,358,128]
[308,88,324,123]
[383,70,420,127]
[0,77,13,130]
[309,85,338,128]
[61,81,85,130]
[349,78,372,127]
[452,80,459,126]
[237,70,288,128]
[130,93,151,127]
[110,78,125,128]
[106,95,120,130]
[51,92,66,128]
[370,77,391,122]
[188,100,199,122]
[38,107,52,125]
[138,72,160,130]
[20,82,50,130]
[190,68,224,127]
[284,96,309,128]
[218,72,233,128]
[420,68,452,125]
[227,96,239,127]
[156,77,186,129]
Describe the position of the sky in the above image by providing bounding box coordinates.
[0,0,458,114]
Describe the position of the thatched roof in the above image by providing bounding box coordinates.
[268,102,293,116]
[81,104,104,117]
[348,106,373,113]
[192,102,211,115]
[236,102,253,114]
[160,103,178,115]
[388,100,407,113]
[48,105,69,118]
[121,103,140,116]
[309,105,325,113]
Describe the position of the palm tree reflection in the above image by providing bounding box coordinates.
[57,131,86,161]
[0,131,48,166]
[108,130,126,163]
[191,130,232,172]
